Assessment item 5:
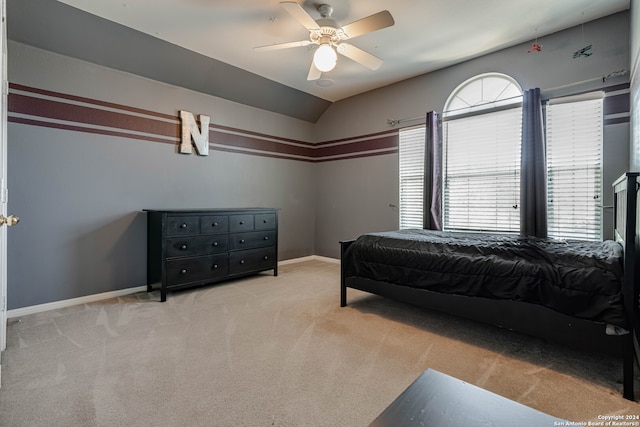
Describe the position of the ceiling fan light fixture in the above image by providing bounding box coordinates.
[313,44,337,72]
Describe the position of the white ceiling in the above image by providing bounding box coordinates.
[56,0,629,102]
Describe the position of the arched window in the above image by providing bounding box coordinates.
[442,73,523,233]
[444,73,522,117]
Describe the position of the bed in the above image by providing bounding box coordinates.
[340,172,639,400]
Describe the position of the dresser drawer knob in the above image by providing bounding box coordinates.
[263,255,269,260]
[212,242,218,247]
[212,222,218,226]
[213,264,218,269]
[180,223,187,229]
[180,269,187,274]
[239,221,245,225]
[263,219,268,223]
[240,239,245,244]
[181,244,188,250]
[263,236,269,241]
[240,260,245,264]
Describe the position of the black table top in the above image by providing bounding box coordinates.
[369,369,568,427]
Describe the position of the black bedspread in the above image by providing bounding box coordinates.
[343,229,626,327]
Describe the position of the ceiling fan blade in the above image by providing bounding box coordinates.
[307,61,322,81]
[337,43,383,70]
[254,40,313,51]
[341,10,394,39]
[280,1,320,31]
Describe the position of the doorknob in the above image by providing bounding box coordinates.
[0,215,19,227]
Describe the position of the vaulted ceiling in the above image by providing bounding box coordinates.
[7,0,630,122]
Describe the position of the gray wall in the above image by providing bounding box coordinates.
[8,42,316,309]
[314,11,631,258]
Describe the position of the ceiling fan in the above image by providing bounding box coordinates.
[254,2,395,80]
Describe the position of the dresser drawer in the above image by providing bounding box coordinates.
[229,247,276,275]
[230,230,276,250]
[167,215,199,236]
[166,235,229,258]
[229,214,254,232]
[166,254,229,286]
[200,215,229,234]
[255,213,276,230]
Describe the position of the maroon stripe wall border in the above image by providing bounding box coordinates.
[8,83,399,163]
[8,82,629,160]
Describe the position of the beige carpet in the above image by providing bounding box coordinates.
[0,259,637,426]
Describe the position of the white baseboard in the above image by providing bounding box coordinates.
[279,255,340,265]
[7,286,148,319]
[7,256,340,318]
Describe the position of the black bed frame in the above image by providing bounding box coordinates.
[340,172,639,401]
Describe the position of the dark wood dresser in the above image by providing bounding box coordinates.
[145,208,278,301]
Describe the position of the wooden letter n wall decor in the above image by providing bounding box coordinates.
[179,110,210,156]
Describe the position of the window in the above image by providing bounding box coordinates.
[546,94,603,241]
[443,74,523,233]
[399,126,426,229]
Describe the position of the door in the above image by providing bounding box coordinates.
[0,0,9,354]
[0,0,20,384]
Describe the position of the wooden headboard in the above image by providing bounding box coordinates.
[613,172,639,399]
[613,173,639,308]
[613,172,639,245]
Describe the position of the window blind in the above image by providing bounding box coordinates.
[546,96,603,241]
[399,126,426,229]
[443,107,522,233]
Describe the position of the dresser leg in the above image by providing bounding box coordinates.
[273,266,278,277]
[160,287,167,302]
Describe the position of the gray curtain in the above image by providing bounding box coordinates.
[424,111,443,230]
[520,88,547,238]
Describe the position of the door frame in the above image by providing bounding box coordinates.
[1,0,8,354]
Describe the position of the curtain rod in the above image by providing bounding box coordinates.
[540,69,628,98]
[387,116,424,127]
